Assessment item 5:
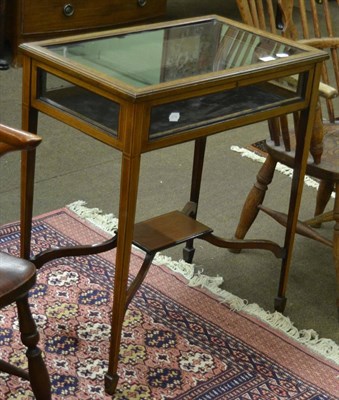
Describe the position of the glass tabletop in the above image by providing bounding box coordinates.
[47,19,303,88]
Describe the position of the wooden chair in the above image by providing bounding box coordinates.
[233,0,339,313]
[0,124,51,399]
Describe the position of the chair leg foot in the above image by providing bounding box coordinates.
[105,372,119,395]
[274,296,287,313]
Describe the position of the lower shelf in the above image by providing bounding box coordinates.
[133,210,213,254]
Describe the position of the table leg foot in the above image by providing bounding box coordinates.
[228,247,241,254]
[274,296,287,313]
[0,58,9,70]
[183,245,195,263]
[105,372,119,395]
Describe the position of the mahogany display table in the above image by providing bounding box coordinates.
[19,15,326,394]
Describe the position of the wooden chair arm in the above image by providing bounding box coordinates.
[298,37,339,50]
[317,81,338,99]
[283,75,338,99]
[0,124,42,155]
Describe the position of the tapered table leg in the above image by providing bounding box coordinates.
[275,62,323,312]
[20,62,39,259]
[183,137,207,263]
[105,152,141,394]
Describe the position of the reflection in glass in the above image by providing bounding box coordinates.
[47,20,302,88]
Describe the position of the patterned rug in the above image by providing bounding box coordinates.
[0,208,338,399]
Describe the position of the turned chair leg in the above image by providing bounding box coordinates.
[333,184,339,319]
[312,179,334,228]
[16,294,51,400]
[231,154,277,252]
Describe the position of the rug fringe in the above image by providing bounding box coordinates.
[230,145,335,197]
[67,200,119,233]
[67,200,339,365]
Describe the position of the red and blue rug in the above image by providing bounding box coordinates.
[0,207,338,399]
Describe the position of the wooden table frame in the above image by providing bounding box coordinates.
[18,16,326,394]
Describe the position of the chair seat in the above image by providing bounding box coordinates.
[266,125,339,182]
[0,252,36,308]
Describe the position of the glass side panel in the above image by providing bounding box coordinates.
[47,20,304,88]
[38,69,120,137]
[149,74,304,140]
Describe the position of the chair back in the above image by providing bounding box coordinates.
[282,0,338,124]
[236,0,339,163]
[236,0,282,34]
